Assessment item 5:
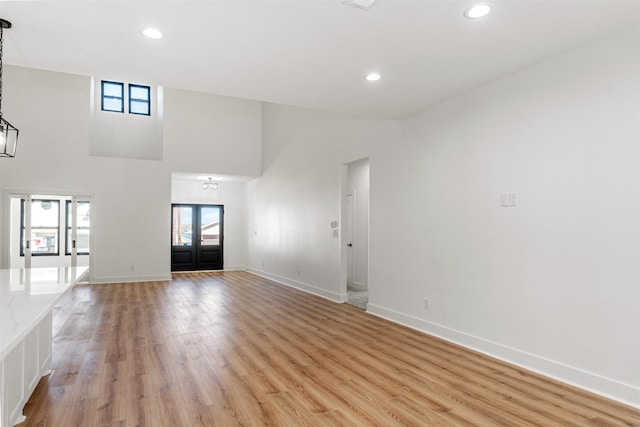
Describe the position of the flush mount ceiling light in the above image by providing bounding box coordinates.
[142,28,163,39]
[202,178,219,190]
[464,4,492,19]
[343,0,376,11]
[0,18,18,158]
[197,175,224,181]
[365,73,382,82]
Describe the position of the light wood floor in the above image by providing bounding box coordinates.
[20,271,640,426]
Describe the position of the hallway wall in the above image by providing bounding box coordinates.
[245,104,400,301]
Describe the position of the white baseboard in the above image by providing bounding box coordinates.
[90,273,172,284]
[349,281,367,291]
[247,267,346,303]
[367,303,640,409]
[91,266,247,284]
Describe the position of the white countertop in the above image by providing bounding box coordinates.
[0,266,88,360]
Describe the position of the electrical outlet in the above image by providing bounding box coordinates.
[424,298,430,310]
[130,265,135,272]
[501,192,519,207]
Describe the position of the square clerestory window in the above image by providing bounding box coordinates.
[101,80,124,113]
[129,84,151,116]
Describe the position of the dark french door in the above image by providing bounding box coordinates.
[171,204,224,271]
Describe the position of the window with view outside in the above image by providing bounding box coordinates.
[22,199,60,255]
[66,201,90,255]
[101,81,124,113]
[200,206,220,246]
[172,206,193,246]
[129,84,150,115]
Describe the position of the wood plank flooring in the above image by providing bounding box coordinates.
[19,271,640,426]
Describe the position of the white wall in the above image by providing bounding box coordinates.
[347,158,369,289]
[163,88,261,176]
[245,104,401,301]
[379,25,639,405]
[245,26,640,406]
[1,65,261,283]
[171,178,246,270]
[1,23,637,407]
[90,78,163,160]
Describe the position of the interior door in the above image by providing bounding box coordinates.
[346,193,354,288]
[171,204,224,271]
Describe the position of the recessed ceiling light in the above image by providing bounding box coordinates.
[365,73,382,82]
[464,4,492,19]
[142,28,163,39]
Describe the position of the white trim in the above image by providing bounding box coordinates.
[350,280,367,291]
[347,189,356,289]
[90,273,172,284]
[247,268,346,303]
[367,303,640,409]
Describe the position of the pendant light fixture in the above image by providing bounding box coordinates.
[202,177,219,190]
[0,19,18,158]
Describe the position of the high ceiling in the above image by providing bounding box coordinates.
[2,1,639,119]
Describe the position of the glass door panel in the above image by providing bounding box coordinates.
[196,205,223,270]
[171,204,223,271]
[200,206,220,246]
[172,206,193,247]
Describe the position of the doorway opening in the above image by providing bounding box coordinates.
[171,203,224,271]
[341,158,370,310]
[6,193,92,270]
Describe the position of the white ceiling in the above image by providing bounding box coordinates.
[2,0,640,119]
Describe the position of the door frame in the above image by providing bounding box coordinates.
[2,190,94,271]
[171,203,224,272]
[345,191,355,289]
[340,158,371,303]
